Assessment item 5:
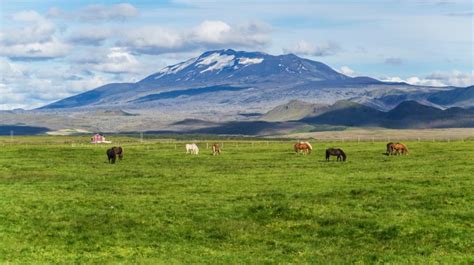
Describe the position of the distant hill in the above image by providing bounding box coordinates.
[295,100,474,128]
[426,86,474,108]
[260,100,330,121]
[359,85,474,111]
[90,109,139,116]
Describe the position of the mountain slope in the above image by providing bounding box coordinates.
[301,100,386,126]
[260,100,330,121]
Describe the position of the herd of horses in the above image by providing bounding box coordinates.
[293,141,347,161]
[106,141,409,164]
[386,142,409,155]
[106,146,123,164]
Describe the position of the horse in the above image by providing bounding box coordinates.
[186,143,199,155]
[212,144,221,155]
[386,142,396,155]
[392,143,408,155]
[325,148,346,162]
[106,146,123,164]
[294,141,312,155]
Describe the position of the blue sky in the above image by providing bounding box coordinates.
[1,0,473,109]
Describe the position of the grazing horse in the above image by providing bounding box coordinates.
[392,143,408,155]
[186,143,199,155]
[294,141,312,155]
[325,148,346,161]
[212,144,221,155]
[386,142,396,155]
[107,146,123,164]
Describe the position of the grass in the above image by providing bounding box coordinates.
[0,136,473,263]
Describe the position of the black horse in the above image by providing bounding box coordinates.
[106,146,123,164]
[325,148,346,162]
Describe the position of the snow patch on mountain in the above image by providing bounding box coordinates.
[155,57,197,79]
[197,53,235,73]
[238,57,264,65]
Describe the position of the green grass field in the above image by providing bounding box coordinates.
[0,136,473,263]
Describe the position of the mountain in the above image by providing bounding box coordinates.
[40,49,392,112]
[31,49,473,133]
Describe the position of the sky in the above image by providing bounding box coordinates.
[0,0,473,110]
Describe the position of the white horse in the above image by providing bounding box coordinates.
[185,143,199,155]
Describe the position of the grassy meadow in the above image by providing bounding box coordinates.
[0,136,473,263]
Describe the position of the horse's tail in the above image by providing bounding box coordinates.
[325,149,330,160]
[294,143,299,153]
[340,149,347,161]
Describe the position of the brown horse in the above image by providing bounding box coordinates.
[212,144,221,155]
[326,148,346,161]
[386,142,396,155]
[392,143,408,155]
[106,146,123,164]
[294,142,312,155]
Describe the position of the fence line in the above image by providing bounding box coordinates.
[1,135,473,147]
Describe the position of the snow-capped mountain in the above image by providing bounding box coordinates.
[139,49,350,87]
[40,49,465,113]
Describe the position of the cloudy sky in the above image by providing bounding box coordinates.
[1,0,473,110]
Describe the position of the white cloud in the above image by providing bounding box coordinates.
[119,20,271,55]
[2,11,55,45]
[191,20,271,47]
[425,70,474,87]
[48,3,139,22]
[0,57,129,110]
[381,70,474,87]
[0,10,70,59]
[0,38,70,59]
[79,3,139,22]
[90,47,141,74]
[68,27,114,46]
[384,57,403,65]
[283,40,341,57]
[12,10,45,22]
[339,66,357,77]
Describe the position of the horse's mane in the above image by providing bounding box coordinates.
[304,141,313,150]
[338,148,347,160]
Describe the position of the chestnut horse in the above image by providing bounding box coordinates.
[212,144,221,155]
[294,142,312,155]
[392,143,408,155]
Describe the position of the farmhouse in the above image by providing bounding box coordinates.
[90,134,111,144]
